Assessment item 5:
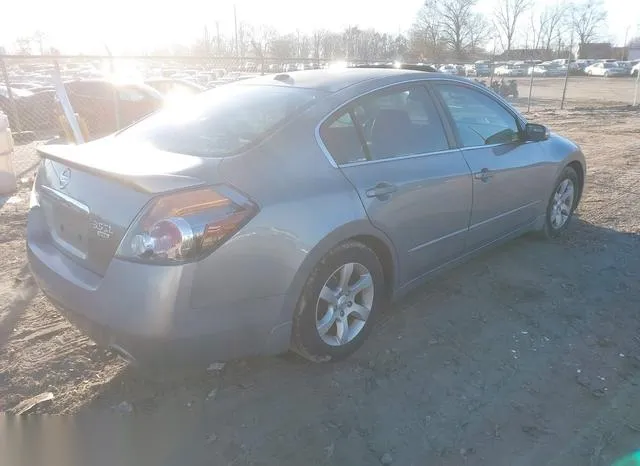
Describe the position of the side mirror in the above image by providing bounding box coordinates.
[524,123,549,142]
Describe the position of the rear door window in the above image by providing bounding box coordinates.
[320,84,449,164]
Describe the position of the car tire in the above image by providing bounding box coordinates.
[539,166,579,239]
[291,240,386,363]
[604,72,609,78]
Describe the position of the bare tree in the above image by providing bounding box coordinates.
[412,0,487,59]
[15,37,32,55]
[250,25,276,58]
[270,34,296,60]
[410,4,444,60]
[541,2,569,51]
[311,30,327,61]
[468,13,490,52]
[571,0,607,51]
[493,0,533,52]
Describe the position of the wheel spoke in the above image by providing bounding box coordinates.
[336,318,350,344]
[348,303,371,322]
[558,179,569,195]
[319,285,338,305]
[338,263,354,291]
[317,308,336,336]
[349,273,372,296]
[561,186,574,204]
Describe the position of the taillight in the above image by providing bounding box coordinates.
[116,186,258,264]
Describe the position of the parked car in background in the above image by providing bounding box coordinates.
[527,64,565,77]
[584,62,627,77]
[494,64,526,77]
[0,85,57,131]
[145,78,205,101]
[64,80,163,138]
[465,62,491,77]
[28,69,586,366]
[439,64,458,75]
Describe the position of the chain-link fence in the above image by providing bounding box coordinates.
[1,55,330,178]
[2,55,639,178]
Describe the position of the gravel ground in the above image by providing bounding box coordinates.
[1,78,640,465]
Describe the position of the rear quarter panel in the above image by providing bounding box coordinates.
[188,104,398,328]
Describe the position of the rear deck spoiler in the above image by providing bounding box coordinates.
[37,144,205,194]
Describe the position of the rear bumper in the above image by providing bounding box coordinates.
[27,210,289,364]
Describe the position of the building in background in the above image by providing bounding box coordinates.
[628,38,640,61]
[578,42,613,59]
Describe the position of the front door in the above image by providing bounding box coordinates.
[319,83,473,285]
[431,82,548,251]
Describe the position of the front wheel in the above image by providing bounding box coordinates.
[540,166,579,239]
[291,241,386,362]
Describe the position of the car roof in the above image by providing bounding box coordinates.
[243,68,449,93]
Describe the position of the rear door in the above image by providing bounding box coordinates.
[431,81,549,251]
[319,83,472,285]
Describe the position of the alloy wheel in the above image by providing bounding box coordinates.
[550,178,575,230]
[315,262,374,346]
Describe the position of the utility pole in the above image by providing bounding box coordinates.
[234,4,238,56]
[216,21,221,55]
[622,25,630,60]
[560,32,573,110]
[346,24,350,63]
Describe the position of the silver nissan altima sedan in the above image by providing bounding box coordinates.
[27,68,586,364]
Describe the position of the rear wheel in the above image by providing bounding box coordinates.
[291,241,386,363]
[540,166,579,239]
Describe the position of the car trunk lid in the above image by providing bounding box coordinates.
[34,139,215,276]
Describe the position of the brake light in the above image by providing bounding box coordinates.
[116,186,257,264]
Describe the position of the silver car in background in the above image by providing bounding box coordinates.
[27,69,585,365]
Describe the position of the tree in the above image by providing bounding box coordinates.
[15,37,32,55]
[311,30,327,61]
[435,0,484,58]
[410,5,445,61]
[192,26,214,55]
[250,25,276,58]
[410,0,488,60]
[541,2,570,52]
[493,0,533,52]
[571,0,607,51]
[271,34,296,60]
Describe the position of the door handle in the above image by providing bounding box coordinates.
[365,182,398,199]
[474,168,494,182]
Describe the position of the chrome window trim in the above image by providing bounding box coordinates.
[314,76,527,168]
[339,148,462,168]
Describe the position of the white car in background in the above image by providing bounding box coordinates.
[584,62,627,77]
[527,64,566,77]
[438,64,458,75]
[494,64,526,77]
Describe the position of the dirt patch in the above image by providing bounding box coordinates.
[1,81,640,464]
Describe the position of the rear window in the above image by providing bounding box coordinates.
[118,84,317,157]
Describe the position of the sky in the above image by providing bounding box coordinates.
[1,0,638,54]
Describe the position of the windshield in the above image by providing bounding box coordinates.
[118,84,317,157]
